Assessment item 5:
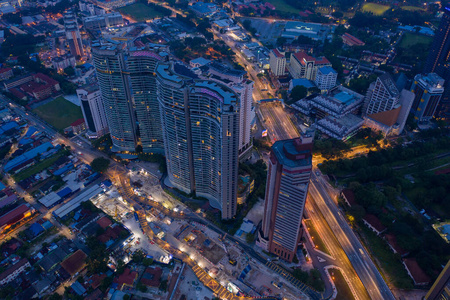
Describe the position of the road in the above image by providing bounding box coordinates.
[303,195,370,300]
[310,171,395,300]
[258,102,300,142]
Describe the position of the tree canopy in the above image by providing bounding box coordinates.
[90,157,110,173]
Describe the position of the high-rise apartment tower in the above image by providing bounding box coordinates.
[91,40,164,153]
[64,11,84,58]
[423,5,450,119]
[257,134,313,262]
[156,63,240,219]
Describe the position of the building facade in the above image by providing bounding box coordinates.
[425,260,450,300]
[424,5,450,119]
[207,62,253,160]
[76,84,109,138]
[52,54,76,72]
[290,52,331,81]
[269,49,286,77]
[156,63,240,219]
[83,12,123,30]
[257,134,313,262]
[315,66,337,92]
[92,41,137,151]
[127,50,164,153]
[64,11,84,58]
[411,73,444,123]
[364,73,400,115]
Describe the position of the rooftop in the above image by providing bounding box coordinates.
[272,136,313,169]
[60,249,87,276]
[0,258,29,282]
[367,107,402,127]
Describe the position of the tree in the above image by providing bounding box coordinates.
[159,279,168,292]
[290,85,307,103]
[64,67,75,76]
[276,37,287,47]
[90,157,110,173]
[137,282,147,292]
[348,205,365,222]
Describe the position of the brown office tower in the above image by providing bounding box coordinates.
[426,260,450,300]
[256,134,313,262]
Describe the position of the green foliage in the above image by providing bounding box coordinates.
[0,143,12,160]
[242,20,257,36]
[289,85,308,103]
[138,153,167,173]
[132,250,145,263]
[313,138,351,160]
[246,233,255,244]
[292,268,325,292]
[347,74,377,94]
[159,279,168,292]
[137,282,148,292]
[90,157,110,173]
[64,67,75,76]
[100,276,113,293]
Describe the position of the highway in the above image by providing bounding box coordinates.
[310,172,396,300]
[303,196,370,300]
[253,92,395,299]
[258,102,299,142]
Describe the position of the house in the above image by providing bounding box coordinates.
[384,234,409,257]
[362,214,386,235]
[140,267,162,287]
[341,189,356,207]
[403,258,430,286]
[71,118,86,134]
[60,249,87,277]
[96,216,112,229]
[342,33,365,47]
[0,68,13,81]
[114,268,138,290]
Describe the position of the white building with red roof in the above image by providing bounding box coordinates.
[289,52,331,81]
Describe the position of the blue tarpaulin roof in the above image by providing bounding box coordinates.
[4,142,53,171]
[57,187,72,198]
[54,163,74,176]
[0,121,18,135]
[29,223,45,237]
[102,180,112,187]
[71,281,86,296]
[25,126,38,137]
[19,138,33,145]
[41,220,53,230]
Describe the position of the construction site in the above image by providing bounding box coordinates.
[175,224,226,265]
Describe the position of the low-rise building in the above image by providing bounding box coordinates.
[52,54,76,72]
[363,214,386,235]
[83,12,123,30]
[403,258,431,286]
[292,85,364,119]
[0,68,13,81]
[342,33,365,46]
[316,114,364,140]
[0,258,31,286]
